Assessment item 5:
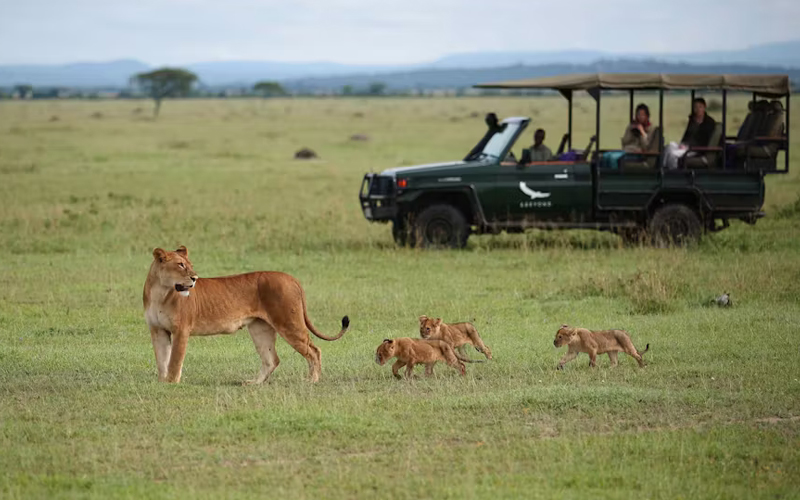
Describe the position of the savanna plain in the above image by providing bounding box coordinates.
[1,95,799,499]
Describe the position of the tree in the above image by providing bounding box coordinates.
[13,84,33,99]
[253,81,287,98]
[131,68,197,118]
[368,82,387,96]
[341,85,354,96]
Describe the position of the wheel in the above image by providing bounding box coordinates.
[391,218,417,247]
[648,204,702,247]
[411,204,470,249]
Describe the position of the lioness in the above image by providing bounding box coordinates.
[375,337,482,379]
[418,315,492,360]
[553,324,649,370]
[143,246,349,384]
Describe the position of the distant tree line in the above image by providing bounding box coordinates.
[4,60,799,103]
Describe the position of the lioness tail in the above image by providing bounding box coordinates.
[637,343,650,356]
[299,284,349,341]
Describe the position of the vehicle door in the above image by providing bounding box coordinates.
[495,161,583,222]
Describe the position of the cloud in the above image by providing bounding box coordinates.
[0,0,798,65]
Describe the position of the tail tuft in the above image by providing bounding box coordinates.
[342,316,350,329]
[638,343,650,356]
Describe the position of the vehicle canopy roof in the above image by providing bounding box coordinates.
[475,73,790,97]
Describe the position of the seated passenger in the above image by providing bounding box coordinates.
[529,128,553,161]
[599,103,655,169]
[663,98,717,169]
[621,104,653,152]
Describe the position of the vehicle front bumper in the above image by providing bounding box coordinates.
[359,173,398,221]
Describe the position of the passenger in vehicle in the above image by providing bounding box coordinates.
[621,104,653,152]
[663,97,717,169]
[529,128,553,161]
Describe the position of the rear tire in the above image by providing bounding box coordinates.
[648,204,702,247]
[412,204,470,249]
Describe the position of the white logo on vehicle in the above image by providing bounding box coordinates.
[519,182,551,200]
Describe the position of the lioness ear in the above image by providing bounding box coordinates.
[175,245,188,257]
[434,318,442,326]
[383,339,393,344]
[153,248,167,262]
[418,315,428,324]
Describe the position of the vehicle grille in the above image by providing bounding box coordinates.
[369,175,395,196]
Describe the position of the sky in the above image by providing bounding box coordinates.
[1,0,799,65]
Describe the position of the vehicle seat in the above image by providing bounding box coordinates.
[736,100,785,160]
[684,124,723,169]
[733,101,759,142]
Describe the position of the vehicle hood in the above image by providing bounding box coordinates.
[381,160,475,177]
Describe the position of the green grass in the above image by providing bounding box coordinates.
[1,96,799,499]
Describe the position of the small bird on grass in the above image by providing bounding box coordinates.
[714,292,733,307]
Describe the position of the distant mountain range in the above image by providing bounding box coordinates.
[286,60,800,92]
[1,39,799,89]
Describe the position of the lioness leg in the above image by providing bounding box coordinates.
[166,330,189,383]
[245,320,280,385]
[405,362,416,378]
[557,351,578,370]
[626,348,646,367]
[392,360,406,379]
[150,327,171,382]
[608,351,619,367]
[622,340,646,367]
[424,363,435,377]
[281,330,322,382]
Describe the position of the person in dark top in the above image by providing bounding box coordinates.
[680,98,716,147]
[663,97,717,169]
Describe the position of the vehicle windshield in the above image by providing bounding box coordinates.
[481,122,521,158]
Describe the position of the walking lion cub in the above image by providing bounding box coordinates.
[375,337,482,379]
[418,316,492,360]
[553,324,649,370]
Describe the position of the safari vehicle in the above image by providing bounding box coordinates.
[359,73,790,248]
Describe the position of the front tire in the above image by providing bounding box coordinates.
[648,204,702,247]
[411,204,470,249]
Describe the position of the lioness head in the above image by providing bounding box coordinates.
[554,324,575,347]
[151,246,198,297]
[375,339,396,365]
[418,315,443,339]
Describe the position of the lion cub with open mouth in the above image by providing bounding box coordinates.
[375,337,482,379]
[553,324,649,370]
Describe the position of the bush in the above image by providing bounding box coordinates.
[707,99,723,112]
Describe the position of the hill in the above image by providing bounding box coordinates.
[1,39,799,89]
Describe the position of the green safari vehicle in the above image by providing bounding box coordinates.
[359,73,790,248]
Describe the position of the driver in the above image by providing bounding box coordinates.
[529,128,553,161]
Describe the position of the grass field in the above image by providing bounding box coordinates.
[1,96,799,499]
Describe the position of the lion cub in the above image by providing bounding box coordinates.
[554,324,649,370]
[419,315,492,360]
[375,337,479,379]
